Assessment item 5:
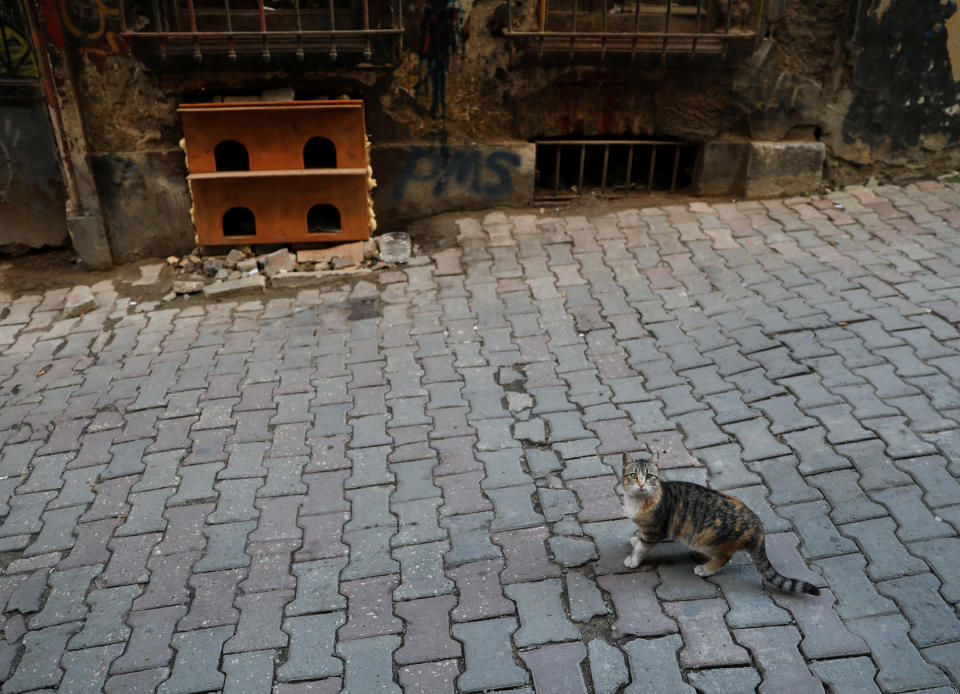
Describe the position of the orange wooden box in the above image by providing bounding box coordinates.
[179,100,371,245]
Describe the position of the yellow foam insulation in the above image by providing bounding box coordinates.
[365,132,378,234]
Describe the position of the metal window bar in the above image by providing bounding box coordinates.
[120,0,403,61]
[507,0,753,59]
[537,139,696,198]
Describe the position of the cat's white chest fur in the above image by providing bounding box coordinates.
[622,493,644,519]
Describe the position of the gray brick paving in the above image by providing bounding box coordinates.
[4,187,960,692]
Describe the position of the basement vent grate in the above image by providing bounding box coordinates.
[534,139,698,199]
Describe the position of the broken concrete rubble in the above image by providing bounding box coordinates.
[62,286,98,318]
[260,249,297,277]
[202,275,266,297]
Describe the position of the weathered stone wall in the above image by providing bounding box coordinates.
[50,0,960,259]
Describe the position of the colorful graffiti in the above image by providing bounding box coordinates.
[55,0,125,57]
[393,146,523,200]
[0,4,39,78]
[413,0,464,121]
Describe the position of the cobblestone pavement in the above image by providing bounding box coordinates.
[2,182,960,693]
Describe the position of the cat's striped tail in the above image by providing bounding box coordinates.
[750,540,820,596]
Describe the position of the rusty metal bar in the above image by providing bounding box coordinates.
[601,144,609,193]
[185,0,202,60]
[631,0,641,57]
[293,0,304,59]
[670,145,680,192]
[361,0,371,58]
[536,138,687,145]
[601,0,607,58]
[578,144,585,192]
[625,145,634,187]
[329,0,338,59]
[125,28,404,37]
[661,0,671,60]
[538,0,545,31]
[692,0,702,54]
[570,0,578,55]
[725,0,732,32]
[258,0,271,60]
[647,144,656,189]
[554,146,561,195]
[258,0,267,32]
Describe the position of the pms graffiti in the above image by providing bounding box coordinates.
[413,0,464,121]
[393,146,523,200]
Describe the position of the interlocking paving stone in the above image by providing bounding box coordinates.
[922,642,960,684]
[840,517,928,580]
[339,574,402,639]
[622,634,694,694]
[222,649,277,694]
[30,564,102,629]
[193,520,255,572]
[771,587,869,659]
[909,537,960,602]
[813,554,896,620]
[492,526,561,583]
[846,614,950,691]
[435,470,492,516]
[341,526,400,579]
[158,625,234,694]
[734,625,824,694]
[895,454,960,508]
[487,484,544,530]
[779,501,858,558]
[277,612,345,682]
[398,659,459,694]
[286,558,348,616]
[686,667,763,694]
[394,594,461,665]
[224,589,293,653]
[655,558,720,600]
[296,512,349,561]
[875,573,960,646]
[587,639,628,694]
[519,641,588,694]
[452,617,529,692]
[549,535,598,567]
[708,564,791,628]
[5,567,49,614]
[179,568,243,630]
[100,532,161,586]
[869,485,955,541]
[664,598,751,668]
[336,634,401,694]
[111,605,187,674]
[393,541,454,600]
[69,584,141,648]
[807,470,887,524]
[504,577,580,647]
[133,550,198,610]
[59,643,125,694]
[2,621,82,693]
[448,558,514,622]
[808,656,882,694]
[837,438,913,490]
[597,572,677,638]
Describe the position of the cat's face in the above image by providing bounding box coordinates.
[621,453,660,498]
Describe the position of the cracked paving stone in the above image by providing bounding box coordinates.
[398,659,459,694]
[393,541,455,600]
[30,564,102,629]
[441,512,501,566]
[133,550,200,610]
[597,573,677,638]
[339,574,402,640]
[101,532,162,586]
[487,484,544,531]
[394,594,461,665]
[69,584,142,649]
[59,643,125,694]
[224,589,294,653]
[588,639,628,694]
[337,634,401,694]
[5,568,50,614]
[734,625,824,694]
[520,641,588,694]
[158,625,234,694]
[341,526,400,579]
[923,642,960,684]
[504,577,580,647]
[295,512,349,561]
[222,649,276,694]
[452,617,529,692]
[808,656,882,694]
[1,621,82,694]
[622,634,694,694]
[664,598,751,667]
[492,525,560,583]
[111,605,187,674]
[875,573,960,647]
[549,535,598,567]
[846,614,950,691]
[565,572,609,622]
[277,612,345,682]
[286,557,348,616]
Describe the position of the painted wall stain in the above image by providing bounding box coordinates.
[393,146,522,200]
[413,0,464,121]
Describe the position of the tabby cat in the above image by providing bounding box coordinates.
[620,452,820,595]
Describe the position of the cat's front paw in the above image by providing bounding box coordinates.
[623,555,641,569]
[629,536,640,548]
[694,564,716,577]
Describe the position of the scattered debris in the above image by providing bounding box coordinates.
[296,241,365,265]
[377,232,412,264]
[260,249,297,277]
[62,285,98,318]
[202,275,266,297]
[172,279,204,294]
[203,258,225,277]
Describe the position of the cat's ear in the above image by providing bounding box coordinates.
[622,452,634,469]
[647,451,661,474]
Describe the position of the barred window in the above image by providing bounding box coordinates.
[120,0,403,67]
